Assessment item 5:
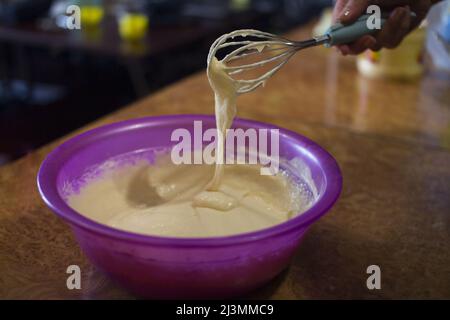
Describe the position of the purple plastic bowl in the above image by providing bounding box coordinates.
[37,115,342,299]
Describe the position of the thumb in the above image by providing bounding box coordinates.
[338,0,370,24]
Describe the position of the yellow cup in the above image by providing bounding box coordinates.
[119,14,149,42]
[231,0,250,11]
[80,5,104,27]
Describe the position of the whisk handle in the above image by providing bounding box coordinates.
[325,12,416,46]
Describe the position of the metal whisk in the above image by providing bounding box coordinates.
[208,13,414,94]
[208,29,330,94]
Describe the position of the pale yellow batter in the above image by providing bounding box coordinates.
[67,37,313,237]
[206,56,238,190]
[68,156,305,237]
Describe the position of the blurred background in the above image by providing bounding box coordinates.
[0,0,333,165]
[1,0,449,166]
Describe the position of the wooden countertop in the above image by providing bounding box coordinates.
[1,24,449,299]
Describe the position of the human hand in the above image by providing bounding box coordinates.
[332,0,437,55]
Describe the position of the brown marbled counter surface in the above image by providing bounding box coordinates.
[1,25,449,299]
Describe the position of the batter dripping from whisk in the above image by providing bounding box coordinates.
[205,29,299,190]
[205,56,237,190]
[67,31,315,237]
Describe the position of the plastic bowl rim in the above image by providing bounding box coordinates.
[37,114,343,247]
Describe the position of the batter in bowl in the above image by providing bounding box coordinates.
[66,35,316,237]
[68,154,309,237]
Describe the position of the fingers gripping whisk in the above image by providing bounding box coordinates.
[209,14,395,95]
